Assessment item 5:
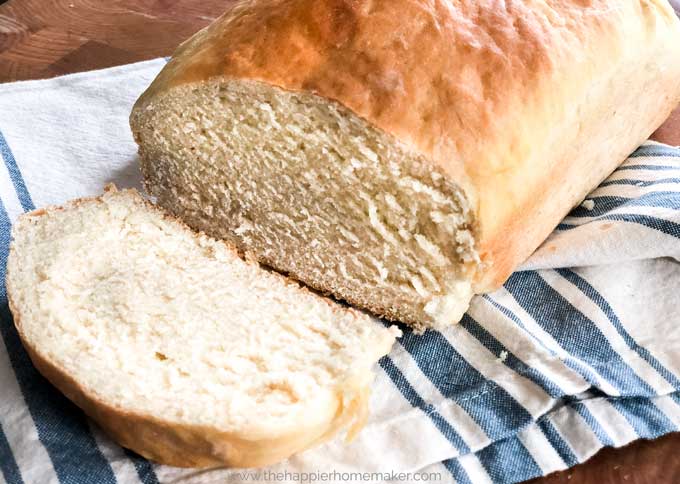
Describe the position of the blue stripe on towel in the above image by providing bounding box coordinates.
[537,418,578,467]
[572,403,615,446]
[481,296,555,354]
[557,269,680,388]
[379,356,470,454]
[399,330,533,441]
[671,392,680,406]
[124,450,160,484]
[600,177,680,188]
[482,295,602,389]
[616,164,679,172]
[628,146,680,158]
[504,271,654,396]
[568,192,680,218]
[610,397,676,439]
[442,458,473,484]
[557,213,680,239]
[0,423,24,484]
[0,131,34,212]
[459,315,563,398]
[476,435,542,484]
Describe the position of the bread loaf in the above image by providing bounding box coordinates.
[6,187,399,468]
[130,0,680,330]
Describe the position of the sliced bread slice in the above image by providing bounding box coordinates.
[6,186,399,468]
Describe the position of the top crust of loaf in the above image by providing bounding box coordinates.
[6,187,399,468]
[133,0,680,289]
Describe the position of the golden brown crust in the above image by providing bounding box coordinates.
[12,326,364,467]
[5,188,384,468]
[133,0,680,290]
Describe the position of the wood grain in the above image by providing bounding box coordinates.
[527,432,680,484]
[0,0,227,80]
[0,1,679,483]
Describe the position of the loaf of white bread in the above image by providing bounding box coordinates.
[7,187,399,468]
[9,0,680,471]
[131,0,680,331]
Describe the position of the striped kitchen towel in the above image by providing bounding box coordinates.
[0,59,679,484]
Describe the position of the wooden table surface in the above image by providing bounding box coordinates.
[0,1,679,483]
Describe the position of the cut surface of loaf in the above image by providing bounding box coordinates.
[131,0,680,330]
[6,187,399,468]
[135,79,478,331]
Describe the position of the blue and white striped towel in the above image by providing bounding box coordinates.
[0,59,679,484]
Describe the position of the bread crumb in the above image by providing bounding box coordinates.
[497,350,508,362]
[234,219,254,235]
[581,200,595,211]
